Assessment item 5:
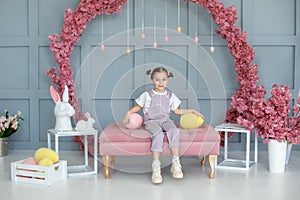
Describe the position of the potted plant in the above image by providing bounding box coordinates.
[0,110,24,156]
[226,84,300,172]
[254,86,300,172]
[253,86,300,143]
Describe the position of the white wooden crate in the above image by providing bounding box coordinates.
[11,158,67,186]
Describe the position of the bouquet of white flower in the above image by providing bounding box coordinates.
[0,110,23,138]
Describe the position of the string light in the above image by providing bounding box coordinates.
[153,0,157,48]
[141,0,145,39]
[210,17,215,53]
[126,0,130,55]
[100,8,105,50]
[194,3,199,43]
[164,0,168,42]
[194,21,199,43]
[177,0,181,33]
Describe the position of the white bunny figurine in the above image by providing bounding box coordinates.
[75,112,95,131]
[50,85,75,131]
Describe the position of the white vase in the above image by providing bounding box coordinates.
[285,143,293,165]
[268,140,287,173]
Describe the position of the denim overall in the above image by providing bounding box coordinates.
[144,90,180,152]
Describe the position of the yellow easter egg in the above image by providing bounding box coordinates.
[35,148,59,164]
[38,157,54,166]
[198,115,204,127]
[180,113,204,129]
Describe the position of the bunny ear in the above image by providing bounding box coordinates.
[62,85,69,103]
[50,86,60,103]
[85,112,91,118]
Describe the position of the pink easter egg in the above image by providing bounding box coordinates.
[125,113,143,129]
[23,157,38,165]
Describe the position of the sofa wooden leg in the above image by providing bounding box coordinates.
[102,155,111,179]
[208,155,216,179]
[201,155,206,165]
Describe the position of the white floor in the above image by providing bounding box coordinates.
[1,150,299,200]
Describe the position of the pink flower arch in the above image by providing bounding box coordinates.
[46,0,300,144]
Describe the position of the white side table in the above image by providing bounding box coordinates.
[47,129,98,176]
[215,123,258,170]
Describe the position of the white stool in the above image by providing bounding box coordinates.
[47,129,98,176]
[215,123,258,170]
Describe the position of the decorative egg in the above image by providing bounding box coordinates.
[125,113,144,129]
[38,157,54,167]
[23,157,37,165]
[180,113,204,129]
[35,147,59,164]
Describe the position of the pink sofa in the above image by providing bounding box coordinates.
[99,123,220,179]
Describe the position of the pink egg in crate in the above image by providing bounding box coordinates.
[125,113,144,129]
[23,157,37,165]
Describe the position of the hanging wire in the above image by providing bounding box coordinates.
[177,0,181,32]
[100,8,105,50]
[126,0,131,54]
[210,17,215,53]
[141,0,145,39]
[164,0,168,42]
[153,0,157,48]
[194,5,199,43]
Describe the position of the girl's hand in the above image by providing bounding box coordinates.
[123,105,142,124]
[123,111,131,124]
[192,110,205,119]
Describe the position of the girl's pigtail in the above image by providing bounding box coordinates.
[168,72,174,78]
[146,69,152,76]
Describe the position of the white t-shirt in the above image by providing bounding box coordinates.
[135,89,181,115]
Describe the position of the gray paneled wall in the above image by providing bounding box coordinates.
[0,0,299,150]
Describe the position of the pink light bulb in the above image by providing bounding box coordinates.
[164,36,169,42]
[194,36,199,43]
[100,44,105,51]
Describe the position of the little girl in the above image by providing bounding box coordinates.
[123,67,203,184]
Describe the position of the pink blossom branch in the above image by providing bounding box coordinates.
[46,0,126,122]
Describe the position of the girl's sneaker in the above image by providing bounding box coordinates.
[171,158,183,179]
[152,161,162,184]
